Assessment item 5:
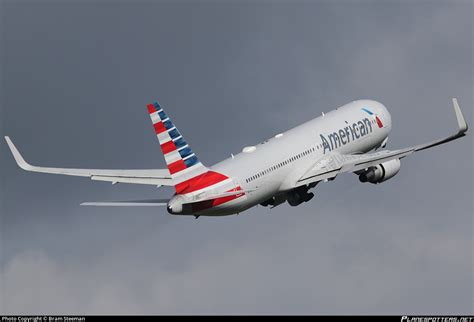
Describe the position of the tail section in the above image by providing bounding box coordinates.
[147,101,207,185]
[146,101,246,209]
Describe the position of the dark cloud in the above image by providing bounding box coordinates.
[1,0,472,314]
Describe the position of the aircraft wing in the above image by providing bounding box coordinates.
[296,98,468,186]
[4,137,174,186]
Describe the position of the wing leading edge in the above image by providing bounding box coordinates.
[4,136,174,186]
[297,98,469,186]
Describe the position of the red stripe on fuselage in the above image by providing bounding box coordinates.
[161,140,176,154]
[376,116,383,128]
[153,122,166,134]
[175,171,228,194]
[212,186,244,207]
[168,159,187,174]
[147,104,157,114]
[189,186,244,213]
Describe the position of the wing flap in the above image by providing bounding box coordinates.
[90,175,173,186]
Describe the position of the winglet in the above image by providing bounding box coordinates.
[452,98,468,134]
[413,98,469,152]
[4,136,34,171]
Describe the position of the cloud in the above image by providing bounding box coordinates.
[1,206,471,314]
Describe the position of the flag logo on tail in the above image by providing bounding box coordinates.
[147,102,204,179]
[147,101,245,209]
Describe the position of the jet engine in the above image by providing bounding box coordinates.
[358,159,401,184]
[260,183,318,208]
[286,185,315,207]
[260,193,287,208]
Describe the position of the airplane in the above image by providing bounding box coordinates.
[4,98,468,218]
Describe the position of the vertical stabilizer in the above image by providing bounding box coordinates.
[147,101,208,188]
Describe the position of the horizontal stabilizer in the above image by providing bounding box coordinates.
[80,199,169,207]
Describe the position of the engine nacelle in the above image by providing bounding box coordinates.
[359,159,401,184]
[260,194,287,208]
[287,186,315,207]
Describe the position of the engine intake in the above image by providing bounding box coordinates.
[287,186,315,207]
[359,159,401,184]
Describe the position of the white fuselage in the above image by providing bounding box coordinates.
[180,100,391,216]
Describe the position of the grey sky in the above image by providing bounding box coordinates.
[0,0,472,314]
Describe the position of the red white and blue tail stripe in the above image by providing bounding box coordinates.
[147,102,207,183]
[147,101,245,211]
